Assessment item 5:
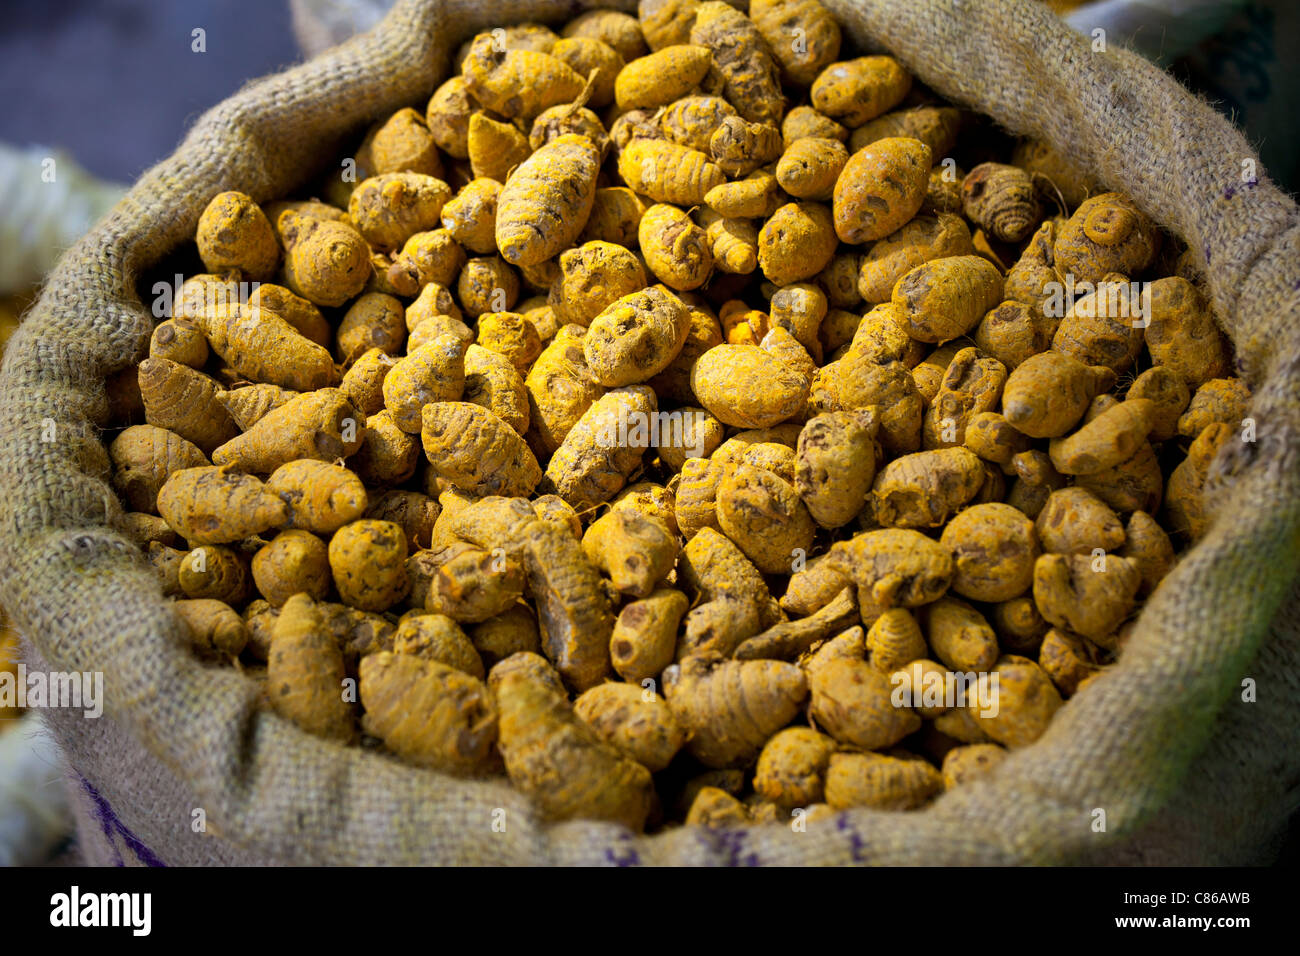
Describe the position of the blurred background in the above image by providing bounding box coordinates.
[0,0,1295,866]
[0,0,1294,308]
[0,0,299,185]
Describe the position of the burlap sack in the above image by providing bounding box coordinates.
[2,0,1297,866]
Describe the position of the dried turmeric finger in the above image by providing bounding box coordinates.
[268,593,356,742]
[750,0,841,86]
[475,310,539,371]
[277,210,371,307]
[110,425,210,514]
[961,163,1041,243]
[614,43,713,110]
[468,604,541,669]
[173,598,250,658]
[420,401,542,497]
[809,656,921,749]
[619,139,726,207]
[827,528,953,609]
[149,317,209,369]
[1048,398,1155,475]
[195,191,279,280]
[422,544,525,623]
[665,655,808,768]
[251,530,331,607]
[450,498,615,691]
[690,1,782,123]
[550,241,648,327]
[584,286,692,387]
[542,386,657,509]
[968,655,1061,748]
[461,34,586,119]
[759,201,839,285]
[466,113,531,183]
[833,137,931,244]
[692,343,809,428]
[922,346,1007,449]
[610,588,688,683]
[574,682,687,772]
[1053,192,1160,285]
[496,134,601,267]
[157,465,287,543]
[195,301,339,392]
[425,76,475,158]
[891,255,1004,344]
[710,116,783,177]
[328,519,410,612]
[491,652,654,828]
[1032,552,1141,643]
[871,447,985,528]
[824,751,942,810]
[361,651,497,773]
[382,333,467,433]
[811,55,911,127]
[370,106,443,177]
[212,388,364,473]
[1001,351,1114,439]
[638,205,714,291]
[138,358,238,454]
[583,509,678,597]
[391,613,484,679]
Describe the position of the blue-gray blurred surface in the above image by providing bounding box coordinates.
[0,0,300,183]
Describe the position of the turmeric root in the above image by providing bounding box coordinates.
[827,528,953,609]
[251,530,331,607]
[824,751,942,810]
[195,191,279,280]
[360,651,497,773]
[491,652,654,828]
[808,656,921,749]
[421,544,525,623]
[156,466,287,543]
[496,134,601,267]
[328,519,410,612]
[110,425,209,514]
[574,682,687,772]
[173,598,249,658]
[267,459,368,534]
[421,402,542,497]
[582,509,678,597]
[212,389,364,473]
[267,593,356,742]
[833,137,931,244]
[462,34,586,119]
[610,588,688,683]
[665,655,808,767]
[690,2,782,123]
[138,358,238,454]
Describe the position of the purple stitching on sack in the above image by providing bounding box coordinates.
[79,774,167,867]
[603,836,641,867]
[690,822,759,866]
[835,812,866,863]
[718,828,759,867]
